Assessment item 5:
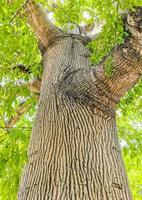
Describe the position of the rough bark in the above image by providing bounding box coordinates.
[18,2,142,200]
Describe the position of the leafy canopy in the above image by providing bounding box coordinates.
[0,0,142,199]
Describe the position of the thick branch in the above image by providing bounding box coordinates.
[94,7,142,102]
[95,43,142,102]
[25,0,63,51]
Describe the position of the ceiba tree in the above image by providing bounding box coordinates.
[17,1,142,199]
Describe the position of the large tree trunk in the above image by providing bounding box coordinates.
[18,37,132,200]
[18,2,142,199]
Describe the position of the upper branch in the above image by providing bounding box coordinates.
[24,0,64,52]
[95,7,142,102]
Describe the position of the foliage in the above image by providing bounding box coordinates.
[0,0,142,199]
[117,79,142,199]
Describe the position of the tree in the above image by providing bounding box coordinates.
[0,0,142,199]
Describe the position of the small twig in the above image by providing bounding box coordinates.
[9,0,29,23]
[0,114,10,134]
[5,101,31,128]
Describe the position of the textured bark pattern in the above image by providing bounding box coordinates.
[18,37,133,200]
[96,38,142,102]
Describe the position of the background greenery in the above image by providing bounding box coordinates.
[0,0,142,199]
